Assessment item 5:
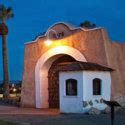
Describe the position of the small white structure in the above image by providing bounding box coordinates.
[59,61,112,113]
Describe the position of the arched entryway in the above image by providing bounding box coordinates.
[35,46,87,108]
[48,55,76,108]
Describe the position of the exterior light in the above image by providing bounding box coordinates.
[13,88,16,92]
[44,29,58,46]
[44,39,53,46]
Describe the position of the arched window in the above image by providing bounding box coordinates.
[93,78,101,95]
[66,79,77,96]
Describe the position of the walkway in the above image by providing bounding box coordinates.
[0,105,125,125]
[0,105,59,115]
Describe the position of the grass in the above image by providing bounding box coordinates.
[0,120,19,125]
[0,120,30,125]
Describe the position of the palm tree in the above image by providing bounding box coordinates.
[0,4,13,99]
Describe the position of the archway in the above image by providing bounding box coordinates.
[48,55,76,108]
[35,46,87,108]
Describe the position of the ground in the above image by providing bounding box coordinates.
[0,105,125,125]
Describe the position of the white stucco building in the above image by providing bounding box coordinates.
[59,61,112,113]
[59,62,112,113]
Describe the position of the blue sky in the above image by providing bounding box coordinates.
[0,0,125,80]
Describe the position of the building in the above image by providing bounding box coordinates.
[21,22,125,113]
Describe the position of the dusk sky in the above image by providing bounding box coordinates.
[0,0,125,80]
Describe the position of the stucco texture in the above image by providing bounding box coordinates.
[21,22,125,108]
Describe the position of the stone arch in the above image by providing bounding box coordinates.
[35,46,87,108]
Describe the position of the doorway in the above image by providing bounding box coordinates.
[48,55,76,108]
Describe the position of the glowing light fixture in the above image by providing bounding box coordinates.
[44,39,53,46]
[44,29,58,46]
[13,88,17,92]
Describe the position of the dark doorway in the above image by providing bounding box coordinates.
[48,55,76,108]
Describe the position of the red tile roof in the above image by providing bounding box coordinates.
[57,61,114,72]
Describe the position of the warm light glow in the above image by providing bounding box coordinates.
[52,46,67,52]
[13,88,17,92]
[44,39,53,46]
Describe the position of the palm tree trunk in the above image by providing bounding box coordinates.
[2,34,9,99]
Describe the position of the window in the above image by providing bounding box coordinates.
[93,78,101,95]
[66,79,77,96]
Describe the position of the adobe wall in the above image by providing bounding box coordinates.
[102,30,125,104]
[21,23,125,107]
[110,42,125,96]
[21,42,40,107]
